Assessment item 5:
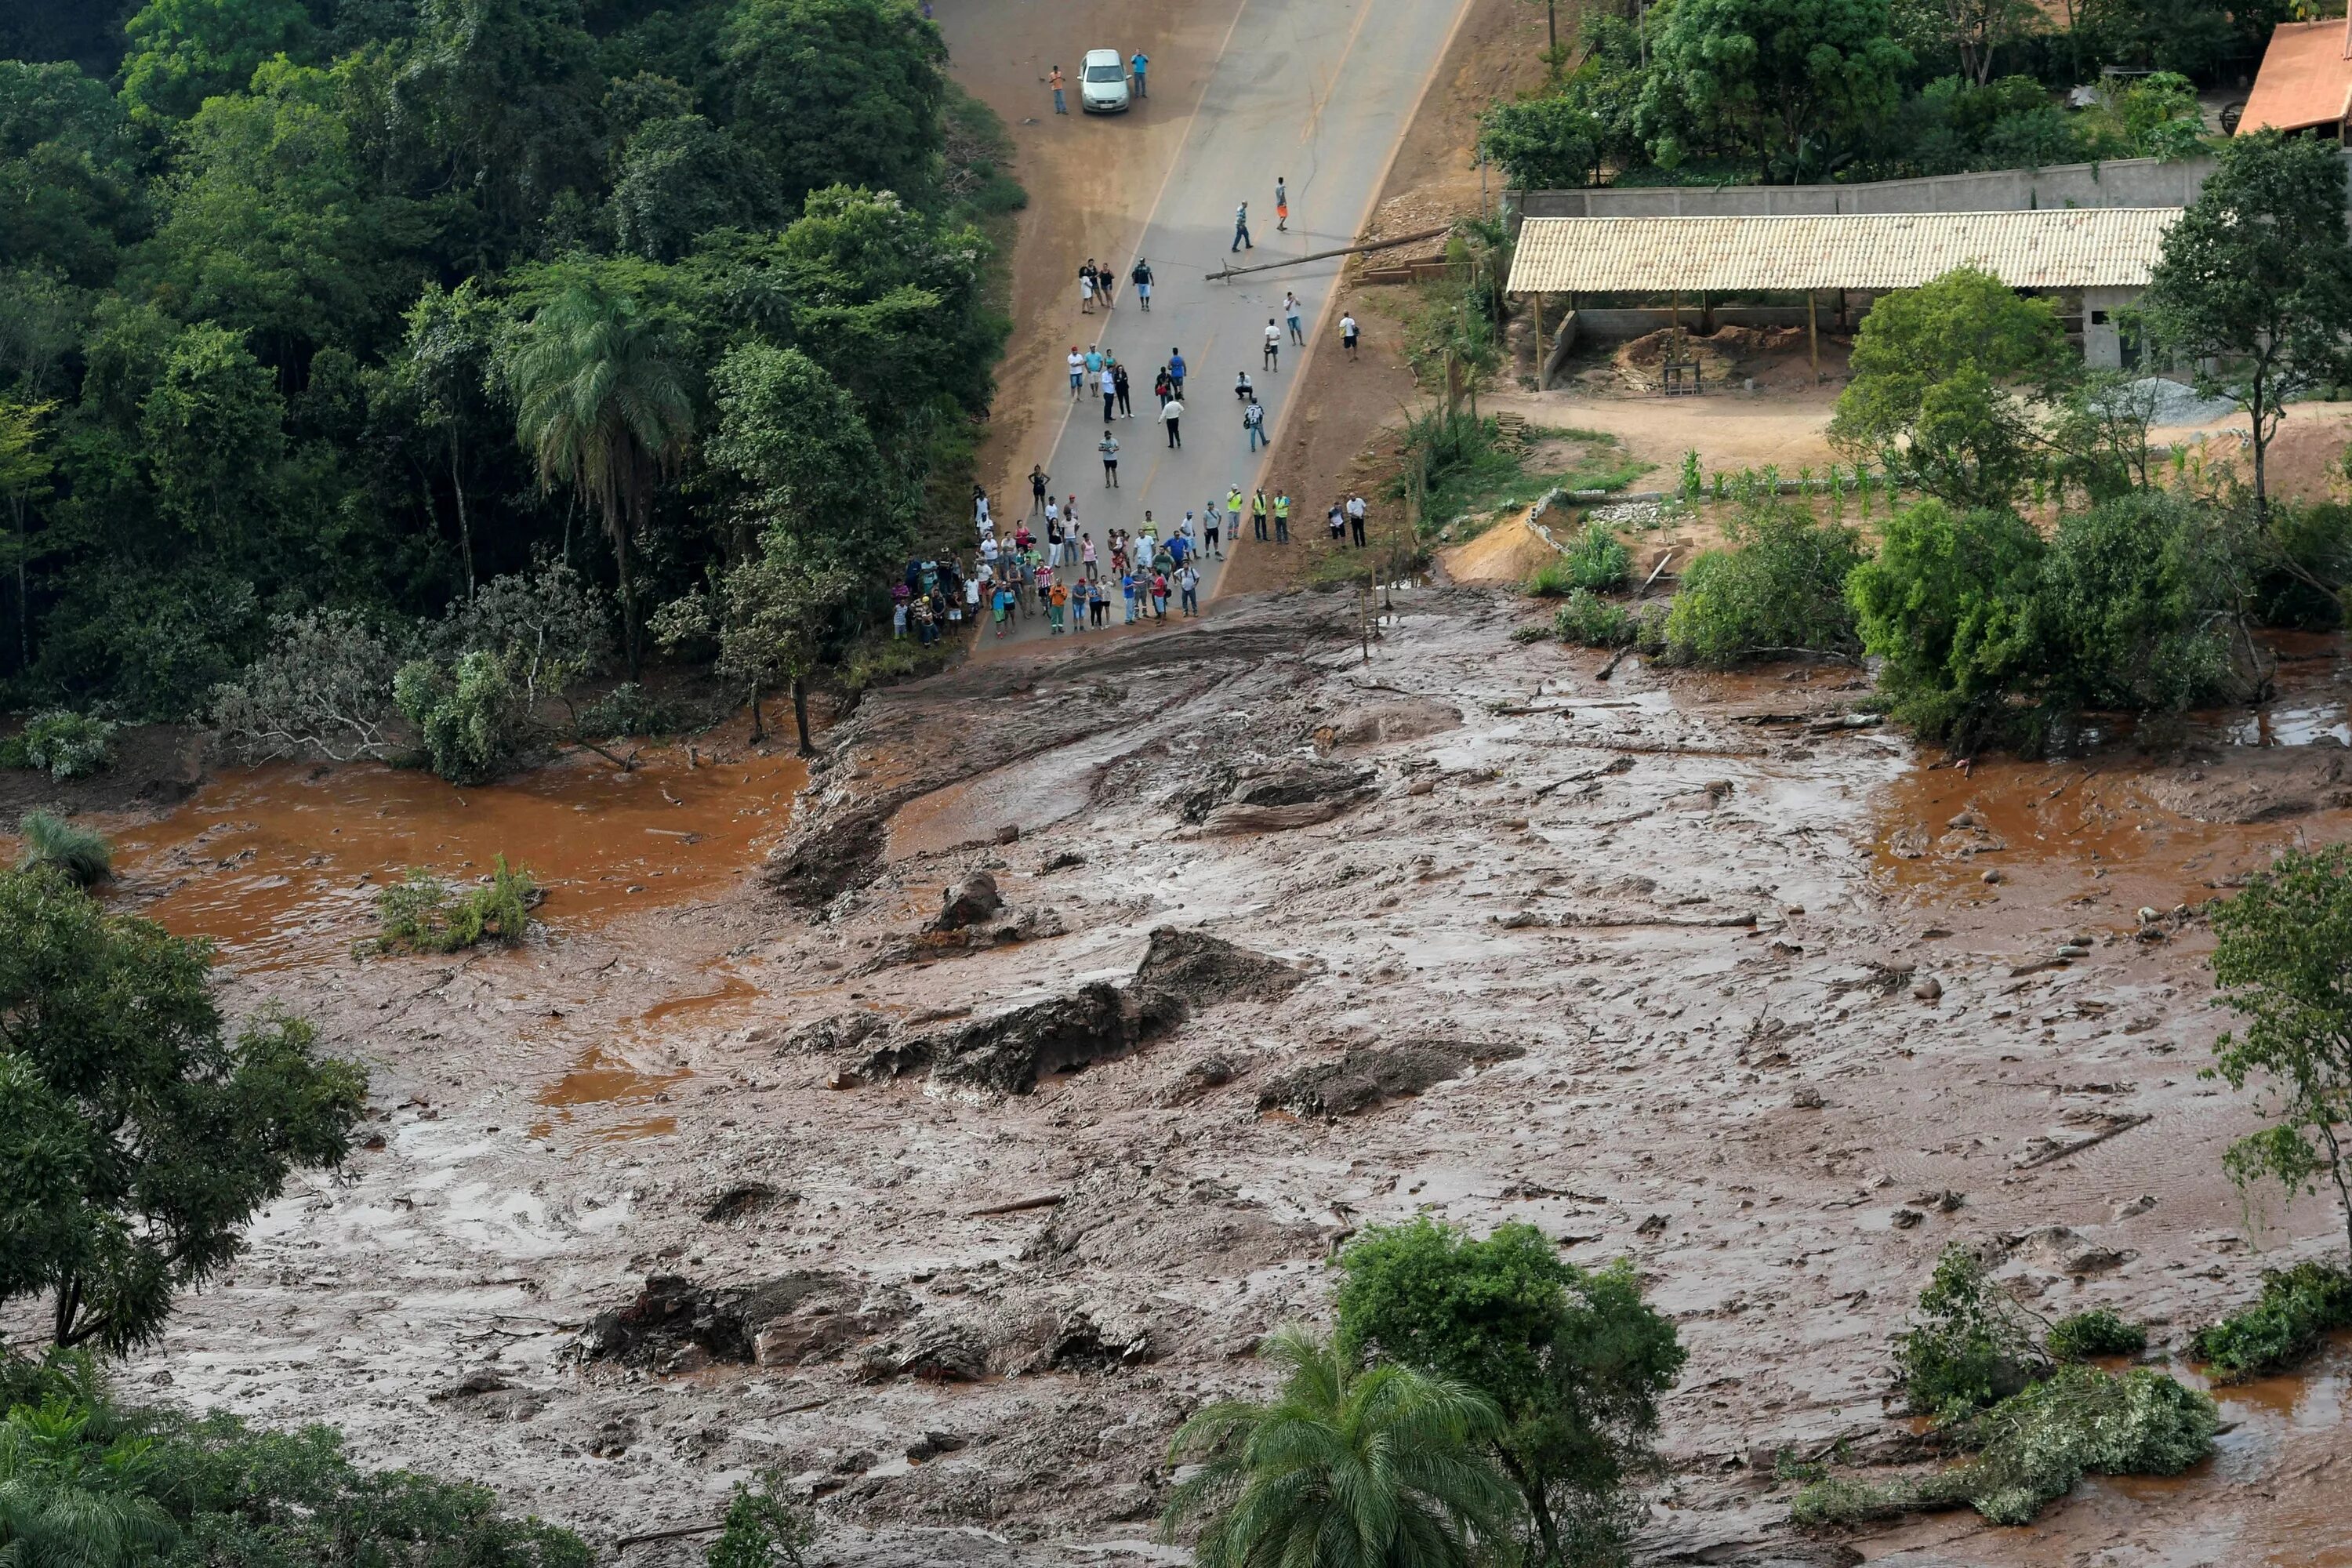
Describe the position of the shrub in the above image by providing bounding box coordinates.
[209,610,403,763]
[1846,501,2045,747]
[1563,521,1631,590]
[1663,500,1864,668]
[15,811,114,887]
[2045,1308,2147,1362]
[394,652,524,786]
[1554,590,1639,647]
[0,711,119,779]
[2039,490,2238,717]
[2190,1261,2352,1381]
[1792,1366,2218,1527]
[1897,1246,2049,1419]
[368,857,539,955]
[574,682,679,739]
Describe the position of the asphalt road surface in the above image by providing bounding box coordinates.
[987,0,1469,644]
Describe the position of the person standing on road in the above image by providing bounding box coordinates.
[1082,532,1098,580]
[1068,347,1084,399]
[1251,488,1269,540]
[1085,343,1105,379]
[1284,291,1305,346]
[1203,503,1222,559]
[1114,361,1133,419]
[1275,176,1288,232]
[1099,430,1120,486]
[1150,569,1170,619]
[1232,202,1252,252]
[1154,365,1174,408]
[1030,464,1050,513]
[1178,561,1201,616]
[1051,65,1066,114]
[1130,49,1148,97]
[1348,492,1368,548]
[1243,397,1265,451]
[1341,312,1359,361]
[1131,256,1154,312]
[1100,363,1117,423]
[1161,394,1184,448]
[1272,490,1291,542]
[1225,486,1245,540]
[1263,320,1280,372]
[1168,348,1187,393]
[1080,262,1096,314]
[1121,568,1138,623]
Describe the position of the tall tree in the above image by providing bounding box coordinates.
[1830,266,2074,508]
[2137,130,2352,528]
[0,865,367,1352]
[1333,1220,1685,1566]
[506,283,693,672]
[719,0,948,205]
[2208,844,2352,1262]
[392,280,503,594]
[1159,1327,1521,1568]
[653,540,853,751]
[119,0,310,121]
[1639,0,1910,177]
[706,343,886,568]
[0,397,55,674]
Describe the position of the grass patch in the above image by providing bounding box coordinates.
[1391,411,1650,539]
[16,810,112,887]
[1527,522,1632,597]
[1791,1365,2217,1528]
[366,856,539,955]
[840,628,963,694]
[1552,590,1659,648]
[2047,1308,2148,1363]
[2190,1261,2352,1382]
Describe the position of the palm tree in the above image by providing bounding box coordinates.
[1160,1328,1521,1568]
[0,1400,178,1568]
[507,285,693,673]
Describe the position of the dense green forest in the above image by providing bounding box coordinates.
[1480,0,2283,187]
[0,0,1017,733]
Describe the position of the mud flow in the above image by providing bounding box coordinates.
[96,747,808,964]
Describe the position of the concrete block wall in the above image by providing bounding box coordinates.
[1513,150,2352,220]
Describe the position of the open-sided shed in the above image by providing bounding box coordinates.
[1506,208,2183,378]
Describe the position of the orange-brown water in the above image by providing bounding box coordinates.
[88,747,807,967]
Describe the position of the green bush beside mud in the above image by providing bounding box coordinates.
[368,857,539,955]
[1898,1246,2049,1418]
[1552,590,1657,648]
[14,811,113,887]
[1663,500,1863,668]
[2046,1308,2147,1362]
[0,710,118,779]
[2190,1260,2352,1382]
[1792,1365,2218,1528]
[1528,524,1632,597]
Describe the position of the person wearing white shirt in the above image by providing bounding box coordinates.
[1263,320,1280,372]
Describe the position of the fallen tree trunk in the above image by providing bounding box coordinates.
[1205,225,1452,281]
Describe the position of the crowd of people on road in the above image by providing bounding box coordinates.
[886,172,1380,646]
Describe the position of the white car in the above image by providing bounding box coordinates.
[1080,49,1131,113]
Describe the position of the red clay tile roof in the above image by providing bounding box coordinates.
[2239,20,2352,136]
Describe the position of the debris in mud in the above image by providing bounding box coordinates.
[1175,759,1377,834]
[1257,1040,1526,1118]
[1312,696,1462,752]
[1029,1162,1327,1278]
[779,1013,889,1055]
[860,906,1071,973]
[575,1272,901,1371]
[933,873,1003,931]
[1157,1051,1247,1105]
[1041,1305,1157,1372]
[702,1183,793,1224]
[767,803,893,908]
[861,1323,988,1384]
[904,1431,967,1463]
[852,928,1298,1095]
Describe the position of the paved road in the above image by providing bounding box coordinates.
[984,0,1468,644]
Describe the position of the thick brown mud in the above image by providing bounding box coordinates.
[26,596,2350,1568]
[94,745,808,964]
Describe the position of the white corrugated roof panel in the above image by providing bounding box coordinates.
[1506,209,2183,293]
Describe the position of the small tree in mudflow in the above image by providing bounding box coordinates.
[2137,131,2352,528]
[0,866,366,1352]
[2208,844,2352,1263]
[654,540,851,754]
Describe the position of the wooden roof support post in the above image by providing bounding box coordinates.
[1808,292,1820,384]
[1535,292,1549,391]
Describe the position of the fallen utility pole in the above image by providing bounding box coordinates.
[1205,224,1452,281]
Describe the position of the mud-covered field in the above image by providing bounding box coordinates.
[8,586,2343,1567]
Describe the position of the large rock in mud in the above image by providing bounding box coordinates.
[851,927,1299,1097]
[1174,760,1377,833]
[1258,1040,1526,1118]
[1029,1163,1327,1279]
[575,1272,902,1370]
[932,872,1002,931]
[768,804,893,908]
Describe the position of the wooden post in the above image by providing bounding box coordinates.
[1535,292,1548,390]
[1807,292,1820,384]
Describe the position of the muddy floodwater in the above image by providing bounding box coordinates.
[18,596,2347,1568]
[97,744,808,965]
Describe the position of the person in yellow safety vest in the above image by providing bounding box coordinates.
[1272,492,1291,543]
